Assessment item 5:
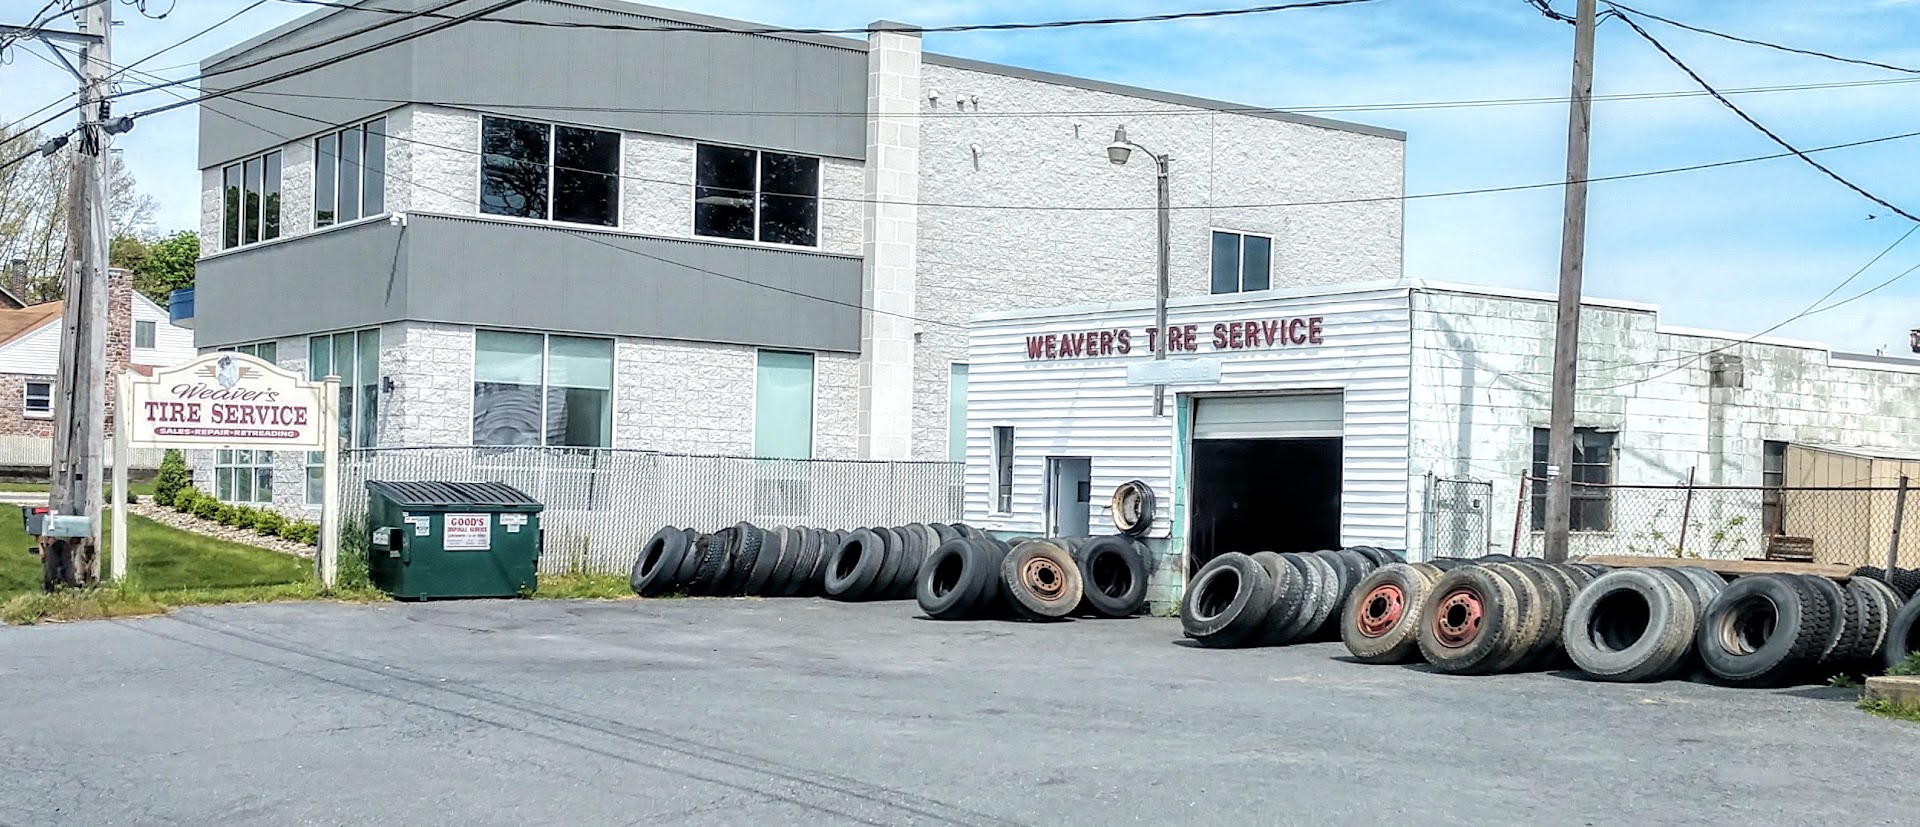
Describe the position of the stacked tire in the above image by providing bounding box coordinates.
[628,521,976,599]
[915,534,1150,621]
[1560,566,1722,682]
[1181,547,1404,648]
[1392,558,1601,674]
[1690,572,1906,686]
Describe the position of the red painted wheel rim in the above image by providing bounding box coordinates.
[1431,587,1485,649]
[1356,583,1406,638]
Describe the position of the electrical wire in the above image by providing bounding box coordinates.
[123,72,1920,121]
[1606,2,1920,76]
[1612,12,1919,223]
[112,0,271,80]
[275,0,1382,36]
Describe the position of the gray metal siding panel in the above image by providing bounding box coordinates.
[403,214,862,352]
[194,221,411,347]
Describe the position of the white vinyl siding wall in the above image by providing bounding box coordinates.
[963,286,1414,549]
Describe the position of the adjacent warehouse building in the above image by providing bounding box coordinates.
[182,0,1405,514]
[964,281,1920,605]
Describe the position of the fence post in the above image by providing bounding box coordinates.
[1676,466,1697,557]
[1509,472,1528,557]
[1886,475,1910,581]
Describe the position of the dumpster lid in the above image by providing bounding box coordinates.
[365,480,541,509]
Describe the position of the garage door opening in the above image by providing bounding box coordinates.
[1188,393,1344,570]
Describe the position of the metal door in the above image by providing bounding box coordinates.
[1047,457,1092,537]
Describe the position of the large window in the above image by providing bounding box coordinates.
[308,330,381,504]
[315,119,386,228]
[472,331,613,448]
[1210,230,1272,294]
[221,150,282,250]
[480,116,619,227]
[694,144,820,247]
[993,426,1015,513]
[1530,427,1615,532]
[1762,440,1788,535]
[948,363,968,463]
[753,350,814,459]
[23,380,51,418]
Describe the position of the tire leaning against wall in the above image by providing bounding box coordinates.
[1077,535,1150,618]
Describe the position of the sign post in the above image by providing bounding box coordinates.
[109,375,129,582]
[122,353,332,586]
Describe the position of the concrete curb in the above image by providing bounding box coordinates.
[1865,676,1920,707]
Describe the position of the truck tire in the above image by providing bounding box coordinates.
[1301,553,1345,641]
[1078,535,1149,618]
[632,526,691,596]
[1418,564,1519,675]
[1887,591,1920,672]
[1248,552,1297,645]
[1795,575,1850,666]
[1270,554,1321,644]
[1002,539,1083,621]
[1112,480,1156,537]
[1342,563,1434,664]
[823,529,886,601]
[1562,568,1694,682]
[917,537,989,620]
[1484,564,1543,673]
[1697,574,1830,687]
[746,526,786,596]
[1181,552,1274,647]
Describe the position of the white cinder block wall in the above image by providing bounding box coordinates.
[909,59,1406,460]
[1408,284,1920,559]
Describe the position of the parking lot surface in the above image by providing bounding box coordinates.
[2,598,1917,826]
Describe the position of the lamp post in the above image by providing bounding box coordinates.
[1107,126,1172,417]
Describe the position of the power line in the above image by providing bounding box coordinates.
[129,72,1920,120]
[276,0,1382,36]
[112,0,271,79]
[1605,2,1920,76]
[1612,12,1920,223]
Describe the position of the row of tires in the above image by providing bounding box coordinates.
[915,535,1151,621]
[629,522,982,599]
[1337,558,1920,687]
[1178,547,1408,648]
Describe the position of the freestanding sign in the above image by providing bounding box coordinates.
[113,353,343,586]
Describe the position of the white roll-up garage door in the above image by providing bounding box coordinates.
[1192,393,1344,440]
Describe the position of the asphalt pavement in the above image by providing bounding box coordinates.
[2,598,1916,826]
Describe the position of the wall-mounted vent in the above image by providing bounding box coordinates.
[1708,353,1745,388]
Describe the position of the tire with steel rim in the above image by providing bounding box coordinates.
[1111,480,1156,537]
[1000,538,1083,620]
[1342,563,1435,664]
[1561,568,1694,682]
[1180,552,1274,647]
[1697,574,1830,687]
[1418,564,1518,675]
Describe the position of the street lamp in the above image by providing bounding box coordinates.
[1107,126,1172,417]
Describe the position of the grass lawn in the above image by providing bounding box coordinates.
[0,480,158,495]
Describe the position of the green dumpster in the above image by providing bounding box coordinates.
[365,480,544,600]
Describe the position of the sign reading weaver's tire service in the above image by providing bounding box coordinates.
[128,352,324,449]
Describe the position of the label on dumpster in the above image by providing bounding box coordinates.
[445,513,491,551]
[405,514,431,536]
[500,514,528,533]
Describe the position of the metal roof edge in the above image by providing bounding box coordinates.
[1831,351,1920,372]
[921,52,1407,142]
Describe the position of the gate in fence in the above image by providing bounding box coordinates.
[1426,475,1494,560]
[339,447,967,576]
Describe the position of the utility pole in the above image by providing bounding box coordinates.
[43,0,113,589]
[1543,0,1597,564]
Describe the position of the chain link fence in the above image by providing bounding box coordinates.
[339,447,965,575]
[1426,476,1495,559]
[1511,480,1915,568]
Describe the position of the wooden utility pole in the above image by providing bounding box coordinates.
[45,0,113,589]
[1543,0,1598,564]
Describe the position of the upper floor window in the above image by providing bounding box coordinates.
[1211,230,1272,294]
[221,150,282,250]
[133,320,157,350]
[694,144,819,247]
[315,118,387,227]
[1530,427,1615,532]
[479,116,619,227]
[472,331,613,448]
[218,341,277,362]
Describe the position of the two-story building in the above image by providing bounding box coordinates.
[185,0,1405,513]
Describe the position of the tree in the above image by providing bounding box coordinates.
[0,124,160,303]
[110,234,150,272]
[131,230,198,305]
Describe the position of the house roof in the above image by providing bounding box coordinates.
[0,301,64,349]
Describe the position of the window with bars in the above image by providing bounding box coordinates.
[221,150,282,250]
[693,144,820,247]
[1762,440,1788,535]
[315,118,387,228]
[1530,427,1615,532]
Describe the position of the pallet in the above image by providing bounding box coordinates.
[1574,555,1857,580]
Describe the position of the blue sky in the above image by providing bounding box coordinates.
[5,0,1918,353]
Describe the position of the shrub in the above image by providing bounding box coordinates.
[276,519,304,542]
[191,495,222,521]
[289,521,320,546]
[152,450,189,506]
[254,510,289,538]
